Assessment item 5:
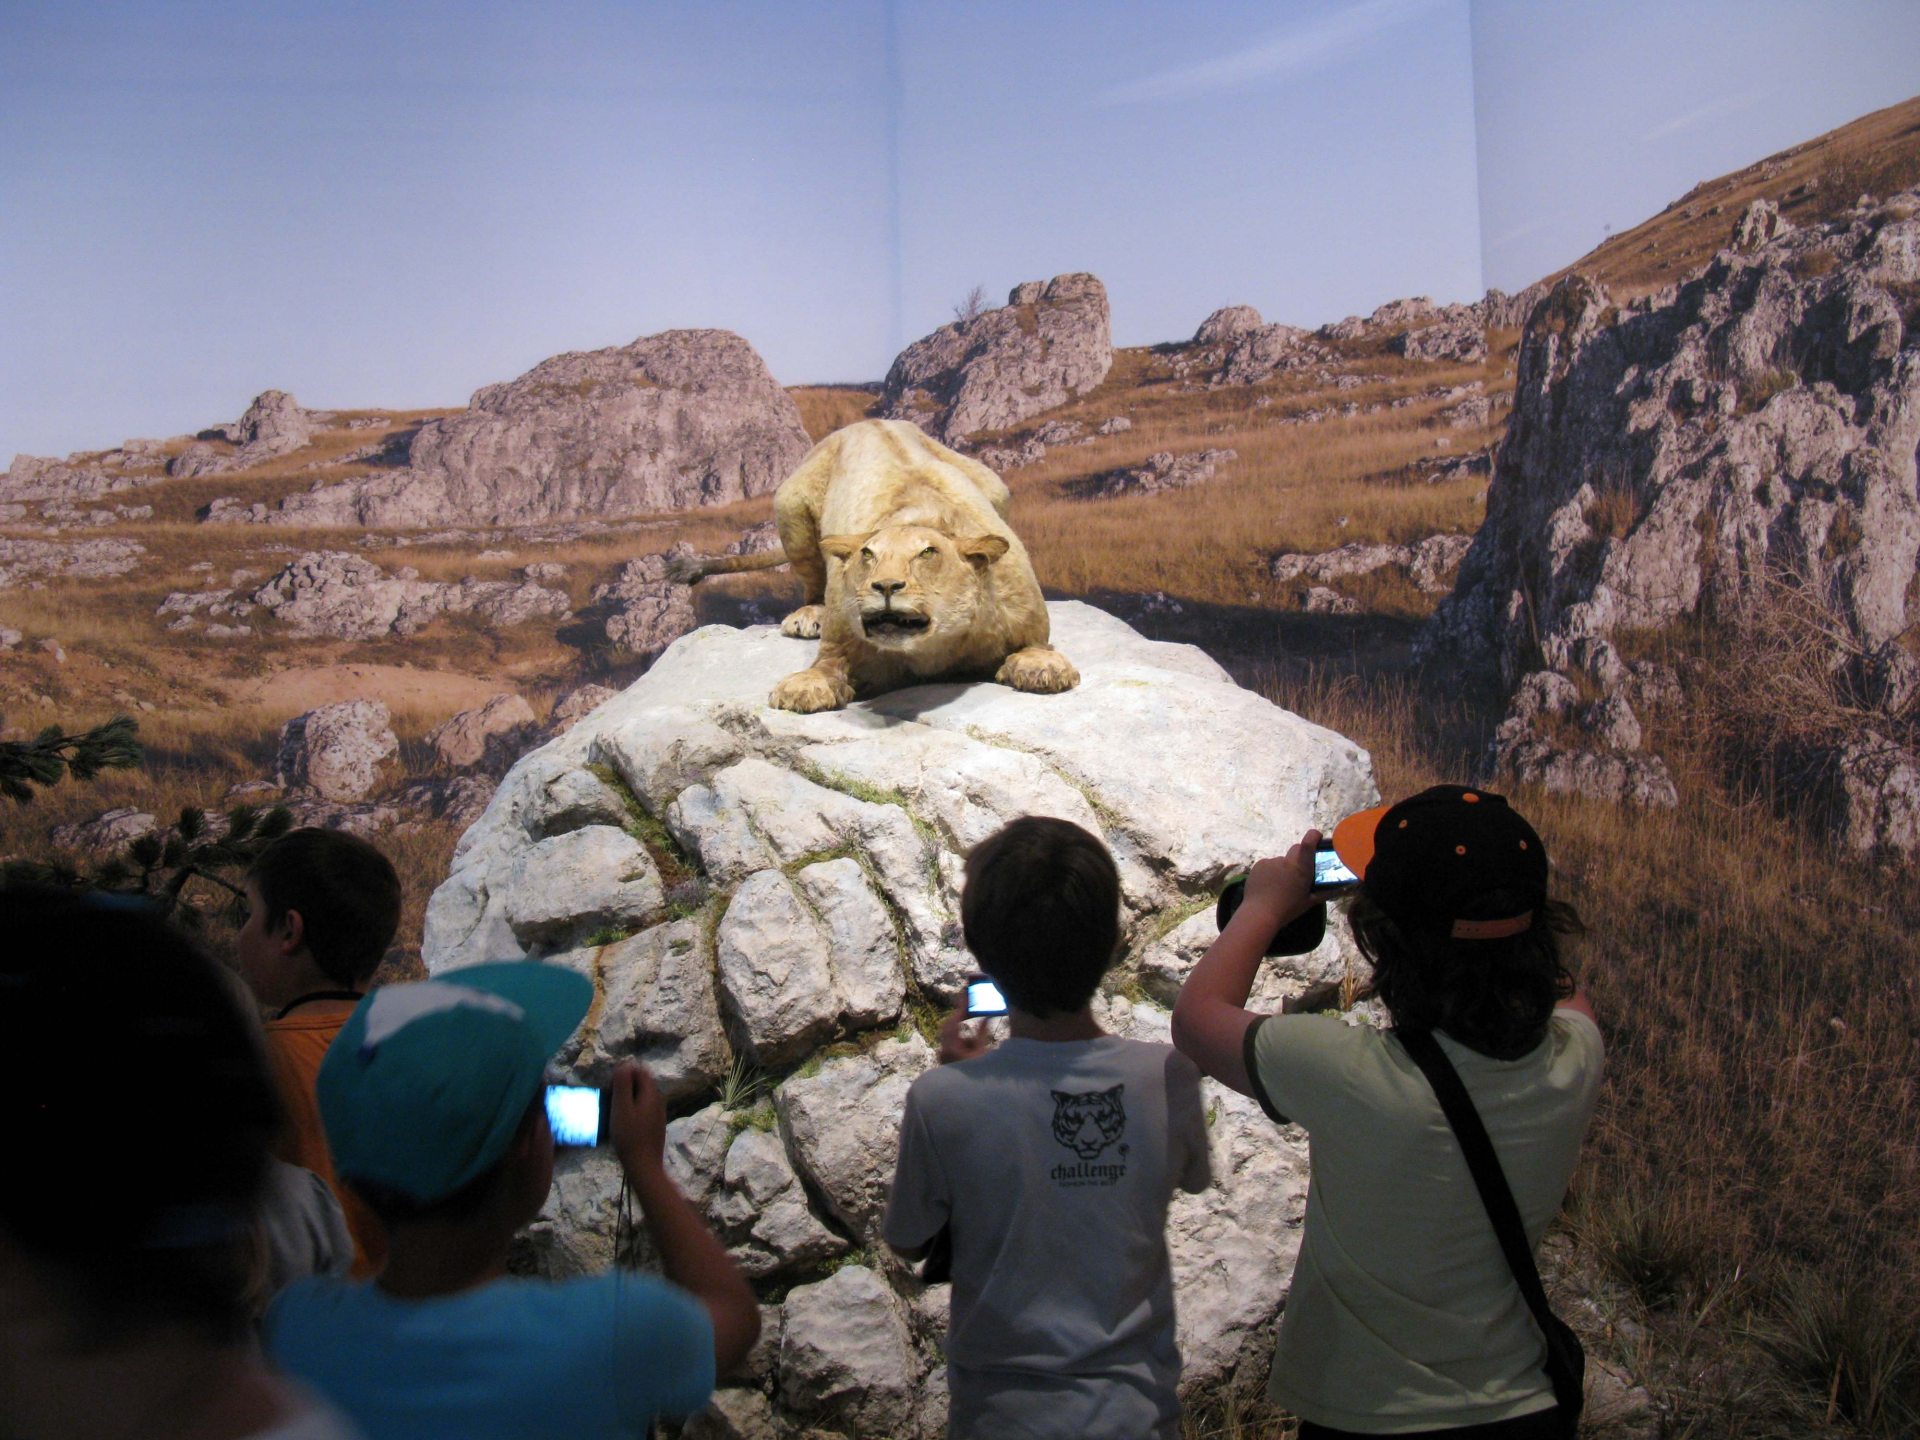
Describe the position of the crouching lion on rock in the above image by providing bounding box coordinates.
[672,418,1077,713]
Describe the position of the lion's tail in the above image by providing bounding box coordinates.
[666,549,790,585]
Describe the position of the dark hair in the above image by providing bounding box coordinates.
[250,828,402,987]
[961,816,1121,1018]
[1348,888,1584,1060]
[0,887,283,1343]
[343,1098,541,1226]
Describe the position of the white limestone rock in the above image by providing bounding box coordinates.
[428,693,538,771]
[275,700,400,803]
[776,1033,933,1237]
[778,1267,922,1437]
[713,1127,849,1278]
[419,600,1377,1424]
[501,826,663,947]
[568,919,729,1099]
[681,1389,783,1440]
[521,1148,622,1278]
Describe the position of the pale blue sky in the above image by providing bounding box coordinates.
[2,1,1914,461]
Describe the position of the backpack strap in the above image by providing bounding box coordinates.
[1395,1027,1584,1426]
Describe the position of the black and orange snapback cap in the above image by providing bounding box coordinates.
[1331,785,1547,940]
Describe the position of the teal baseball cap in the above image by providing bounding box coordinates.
[317,962,592,1204]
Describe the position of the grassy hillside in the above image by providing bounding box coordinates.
[1549,93,1920,301]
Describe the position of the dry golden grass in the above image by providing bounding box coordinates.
[1551,93,1920,301]
[971,344,1507,610]
[790,385,878,442]
[1252,657,1920,1437]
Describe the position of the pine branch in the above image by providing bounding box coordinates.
[0,714,144,803]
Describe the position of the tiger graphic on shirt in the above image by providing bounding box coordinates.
[1051,1084,1126,1159]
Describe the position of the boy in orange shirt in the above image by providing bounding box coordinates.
[237,827,403,1276]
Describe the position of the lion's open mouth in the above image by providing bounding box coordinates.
[862,610,931,638]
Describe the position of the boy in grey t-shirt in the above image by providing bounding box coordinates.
[884,818,1213,1440]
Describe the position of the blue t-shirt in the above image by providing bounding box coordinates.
[266,1271,715,1440]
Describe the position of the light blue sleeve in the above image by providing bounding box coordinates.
[609,1271,716,1428]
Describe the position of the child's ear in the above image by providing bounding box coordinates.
[279,907,306,955]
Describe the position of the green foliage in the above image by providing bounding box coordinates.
[2,802,295,927]
[0,713,143,803]
[819,1245,872,1276]
[725,1101,778,1140]
[719,1054,769,1113]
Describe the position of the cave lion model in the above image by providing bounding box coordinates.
[674,419,1078,713]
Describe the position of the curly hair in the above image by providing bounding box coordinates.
[1347,888,1584,1059]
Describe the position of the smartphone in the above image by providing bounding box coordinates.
[1311,839,1361,895]
[545,1083,612,1147]
[964,975,1009,1017]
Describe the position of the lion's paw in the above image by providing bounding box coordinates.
[769,668,854,714]
[780,605,825,639]
[997,647,1079,695]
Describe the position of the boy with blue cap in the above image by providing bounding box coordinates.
[265,962,759,1439]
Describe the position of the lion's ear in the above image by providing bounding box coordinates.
[820,532,872,561]
[957,534,1009,567]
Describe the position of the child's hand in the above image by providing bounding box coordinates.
[938,1005,992,1065]
[610,1058,668,1178]
[1241,828,1321,928]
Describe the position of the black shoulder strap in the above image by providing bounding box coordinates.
[1396,1027,1581,1421]
[274,989,365,1021]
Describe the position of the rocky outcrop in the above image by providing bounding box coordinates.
[1421,187,1920,852]
[1063,449,1237,501]
[1732,198,1792,253]
[423,603,1376,1433]
[277,700,401,803]
[1314,287,1537,351]
[2,447,169,506]
[1192,305,1264,344]
[880,274,1113,442]
[1271,534,1473,598]
[1392,315,1487,363]
[590,549,698,662]
[50,807,161,855]
[0,537,145,588]
[243,551,568,640]
[428,694,539,772]
[169,390,314,476]
[548,683,619,735]
[1477,282,1552,331]
[210,332,810,527]
[1215,324,1325,386]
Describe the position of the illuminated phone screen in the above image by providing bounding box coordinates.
[1312,844,1360,892]
[965,978,1008,1016]
[545,1084,604,1147]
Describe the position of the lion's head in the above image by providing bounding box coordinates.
[819,524,1010,656]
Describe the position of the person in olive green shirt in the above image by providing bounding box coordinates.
[1173,787,1601,1439]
